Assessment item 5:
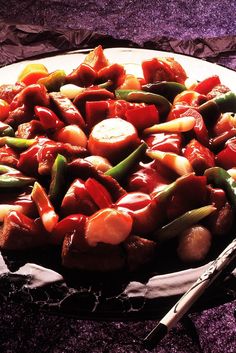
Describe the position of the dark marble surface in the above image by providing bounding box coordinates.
[0,1,236,352]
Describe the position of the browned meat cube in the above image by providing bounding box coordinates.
[62,232,125,272]
[0,211,49,250]
[49,92,85,129]
[123,235,157,271]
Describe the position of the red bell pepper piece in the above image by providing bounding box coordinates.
[34,106,64,131]
[108,99,129,119]
[117,191,151,211]
[142,58,175,83]
[85,100,146,130]
[83,45,109,72]
[31,181,59,232]
[85,177,113,209]
[108,100,146,119]
[127,160,174,194]
[97,63,126,88]
[194,75,221,95]
[17,137,49,175]
[183,139,215,174]
[116,191,162,235]
[85,100,110,129]
[216,138,236,169]
[18,144,39,175]
[66,63,97,87]
[125,104,159,131]
[144,132,182,154]
[52,213,89,246]
[73,88,114,116]
[61,178,98,217]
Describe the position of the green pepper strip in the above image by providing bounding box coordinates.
[0,164,35,188]
[105,142,147,180]
[154,205,216,242]
[199,91,236,120]
[142,81,186,103]
[204,167,236,209]
[38,70,66,92]
[114,89,136,100]
[0,137,36,149]
[215,91,236,113]
[115,89,172,118]
[49,154,67,206]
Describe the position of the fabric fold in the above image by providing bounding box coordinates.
[1,22,235,70]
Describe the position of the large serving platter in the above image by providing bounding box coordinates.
[0,48,235,318]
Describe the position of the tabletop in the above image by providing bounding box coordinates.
[0,1,236,353]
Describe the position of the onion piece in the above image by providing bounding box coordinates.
[143,116,195,134]
[146,149,193,176]
[154,205,216,242]
[60,84,85,99]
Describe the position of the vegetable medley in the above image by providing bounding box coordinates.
[0,45,236,272]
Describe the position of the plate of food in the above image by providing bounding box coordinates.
[0,46,235,318]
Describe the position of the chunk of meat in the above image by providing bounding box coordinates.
[123,235,157,271]
[49,92,85,129]
[0,82,25,104]
[0,211,48,250]
[67,158,126,201]
[62,240,125,272]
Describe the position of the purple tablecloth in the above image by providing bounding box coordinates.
[0,1,236,353]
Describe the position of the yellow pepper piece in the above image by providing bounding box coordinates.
[18,63,49,85]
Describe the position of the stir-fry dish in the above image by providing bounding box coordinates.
[0,45,236,272]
